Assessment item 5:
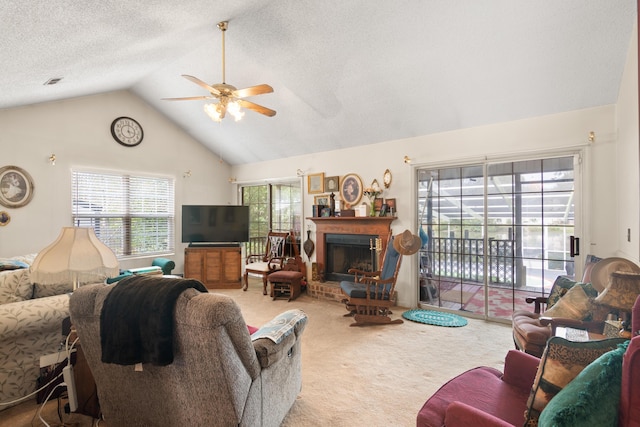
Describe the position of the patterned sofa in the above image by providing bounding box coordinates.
[0,254,72,411]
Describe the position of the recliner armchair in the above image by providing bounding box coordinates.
[512,257,639,357]
[69,280,307,427]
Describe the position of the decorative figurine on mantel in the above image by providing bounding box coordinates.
[329,192,336,216]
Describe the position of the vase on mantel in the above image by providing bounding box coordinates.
[369,200,376,216]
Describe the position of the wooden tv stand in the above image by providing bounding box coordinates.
[184,245,242,289]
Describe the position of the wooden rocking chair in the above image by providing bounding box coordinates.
[340,234,404,326]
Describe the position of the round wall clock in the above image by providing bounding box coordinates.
[110,117,144,147]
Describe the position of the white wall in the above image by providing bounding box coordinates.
[232,104,624,308]
[616,22,640,263]
[0,91,232,272]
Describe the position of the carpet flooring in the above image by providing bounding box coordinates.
[1,278,514,427]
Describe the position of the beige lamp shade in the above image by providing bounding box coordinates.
[30,227,119,289]
[594,271,640,311]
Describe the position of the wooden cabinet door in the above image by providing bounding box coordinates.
[222,249,241,283]
[184,249,204,282]
[204,250,223,283]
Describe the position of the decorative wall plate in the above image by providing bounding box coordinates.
[0,165,34,208]
[383,169,392,188]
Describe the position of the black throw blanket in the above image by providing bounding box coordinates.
[100,275,207,366]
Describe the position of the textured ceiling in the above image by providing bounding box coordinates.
[1,1,636,165]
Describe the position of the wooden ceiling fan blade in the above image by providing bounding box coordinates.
[237,99,277,117]
[181,75,221,96]
[162,96,214,101]
[233,84,274,98]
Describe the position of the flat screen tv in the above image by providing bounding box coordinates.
[181,205,249,244]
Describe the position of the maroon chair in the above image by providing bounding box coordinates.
[619,295,640,426]
[417,295,640,427]
[416,350,539,426]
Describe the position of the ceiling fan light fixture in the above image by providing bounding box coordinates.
[204,102,224,122]
[227,100,244,121]
[204,98,245,123]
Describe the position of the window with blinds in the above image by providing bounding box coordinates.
[71,170,175,258]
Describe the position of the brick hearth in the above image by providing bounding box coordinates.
[307,280,344,302]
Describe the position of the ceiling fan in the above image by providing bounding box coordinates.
[163,21,276,122]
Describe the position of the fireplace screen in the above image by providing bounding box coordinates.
[325,233,378,282]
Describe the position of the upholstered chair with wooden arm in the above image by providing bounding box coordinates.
[512,257,639,358]
[244,231,290,294]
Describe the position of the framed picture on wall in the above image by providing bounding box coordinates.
[0,165,34,208]
[324,176,339,192]
[308,173,324,194]
[339,173,363,207]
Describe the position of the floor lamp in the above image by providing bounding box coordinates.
[30,227,119,290]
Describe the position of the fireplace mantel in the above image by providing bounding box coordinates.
[308,217,396,277]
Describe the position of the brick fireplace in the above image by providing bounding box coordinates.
[307,217,395,301]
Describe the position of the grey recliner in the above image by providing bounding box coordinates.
[69,280,307,427]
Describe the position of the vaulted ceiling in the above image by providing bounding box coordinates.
[1,1,636,165]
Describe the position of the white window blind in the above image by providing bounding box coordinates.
[72,170,175,258]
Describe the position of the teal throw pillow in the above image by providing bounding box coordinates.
[538,340,630,427]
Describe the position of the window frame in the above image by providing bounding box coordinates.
[71,169,175,259]
[241,181,302,256]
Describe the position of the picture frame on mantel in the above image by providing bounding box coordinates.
[374,197,383,211]
[385,198,396,215]
[314,195,330,206]
[308,173,324,194]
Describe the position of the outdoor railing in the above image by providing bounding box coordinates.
[421,237,515,284]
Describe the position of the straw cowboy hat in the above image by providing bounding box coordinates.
[590,257,640,293]
[393,230,422,256]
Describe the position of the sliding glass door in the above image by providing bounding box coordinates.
[418,155,578,320]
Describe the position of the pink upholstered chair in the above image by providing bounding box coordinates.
[417,295,640,427]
